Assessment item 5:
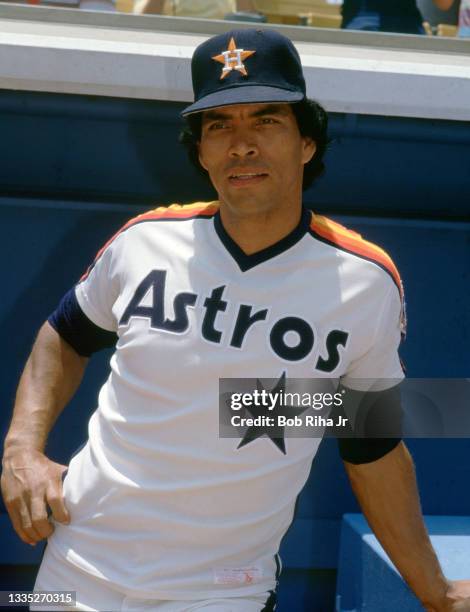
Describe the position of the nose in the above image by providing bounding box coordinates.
[228,126,258,159]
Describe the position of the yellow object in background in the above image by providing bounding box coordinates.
[254,0,341,17]
[437,22,458,35]
[116,0,133,11]
[162,0,236,19]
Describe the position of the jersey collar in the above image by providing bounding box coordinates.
[213,207,311,272]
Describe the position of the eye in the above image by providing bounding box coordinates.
[258,117,278,125]
[207,121,229,131]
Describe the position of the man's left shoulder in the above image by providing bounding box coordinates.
[308,212,403,301]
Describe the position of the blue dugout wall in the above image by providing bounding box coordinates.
[0,89,469,611]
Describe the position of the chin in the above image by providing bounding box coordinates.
[222,195,275,214]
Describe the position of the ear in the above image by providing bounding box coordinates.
[301,137,316,165]
[197,142,208,171]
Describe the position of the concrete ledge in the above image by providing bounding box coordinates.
[336,514,470,612]
[0,8,470,120]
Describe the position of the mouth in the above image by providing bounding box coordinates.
[228,172,268,186]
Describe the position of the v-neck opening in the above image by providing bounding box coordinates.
[213,207,311,272]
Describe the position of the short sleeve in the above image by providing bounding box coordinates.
[74,235,122,333]
[341,281,405,392]
[336,281,405,463]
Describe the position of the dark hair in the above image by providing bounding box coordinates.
[179,98,328,191]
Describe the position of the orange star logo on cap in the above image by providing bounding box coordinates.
[212,37,256,80]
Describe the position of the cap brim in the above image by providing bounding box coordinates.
[181,85,304,116]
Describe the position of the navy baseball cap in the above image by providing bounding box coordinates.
[182,29,306,116]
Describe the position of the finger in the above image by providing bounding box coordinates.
[5,502,37,546]
[30,496,54,540]
[46,485,70,524]
[17,501,45,544]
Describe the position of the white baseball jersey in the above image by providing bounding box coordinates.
[49,202,404,599]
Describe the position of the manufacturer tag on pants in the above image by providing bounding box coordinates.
[213,567,263,585]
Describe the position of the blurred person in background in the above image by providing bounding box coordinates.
[134,0,256,19]
[341,0,455,34]
[448,0,470,36]
[0,0,116,12]
[424,0,470,37]
[458,0,470,35]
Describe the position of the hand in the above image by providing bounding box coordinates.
[444,581,470,611]
[1,448,70,545]
[425,581,470,611]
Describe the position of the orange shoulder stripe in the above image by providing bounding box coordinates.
[79,201,219,282]
[310,213,403,299]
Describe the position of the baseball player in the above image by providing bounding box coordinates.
[2,28,470,612]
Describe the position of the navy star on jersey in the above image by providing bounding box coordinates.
[236,373,310,455]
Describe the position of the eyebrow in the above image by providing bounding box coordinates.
[251,105,290,118]
[202,104,290,122]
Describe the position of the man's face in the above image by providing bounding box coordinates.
[197,103,315,217]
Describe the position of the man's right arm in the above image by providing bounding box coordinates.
[1,321,88,546]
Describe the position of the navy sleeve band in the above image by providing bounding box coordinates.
[48,288,118,357]
[337,437,402,464]
[333,385,403,464]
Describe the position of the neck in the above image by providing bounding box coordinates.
[218,202,303,255]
